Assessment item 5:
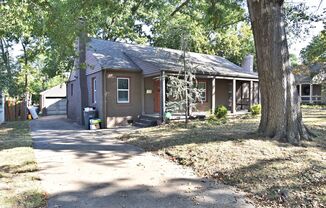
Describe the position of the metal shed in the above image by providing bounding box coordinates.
[40,85,67,115]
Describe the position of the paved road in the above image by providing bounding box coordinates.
[31,116,254,208]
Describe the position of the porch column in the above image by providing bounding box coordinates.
[309,84,313,104]
[141,75,145,114]
[211,78,216,113]
[299,84,302,103]
[249,80,253,108]
[160,70,166,121]
[232,79,236,113]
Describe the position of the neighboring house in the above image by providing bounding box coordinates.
[40,85,67,115]
[67,38,260,128]
[295,63,326,104]
[0,91,4,124]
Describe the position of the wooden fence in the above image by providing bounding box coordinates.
[5,99,27,121]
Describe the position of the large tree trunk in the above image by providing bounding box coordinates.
[247,0,312,144]
[78,18,89,125]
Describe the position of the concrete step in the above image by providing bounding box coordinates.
[133,121,153,128]
[133,115,159,128]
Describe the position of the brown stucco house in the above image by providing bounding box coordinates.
[67,38,260,128]
[295,63,326,104]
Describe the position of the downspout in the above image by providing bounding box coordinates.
[102,70,107,128]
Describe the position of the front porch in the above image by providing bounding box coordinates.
[141,72,260,120]
[297,83,322,104]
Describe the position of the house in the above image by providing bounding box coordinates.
[40,85,67,115]
[295,63,326,104]
[67,38,260,128]
[0,91,4,124]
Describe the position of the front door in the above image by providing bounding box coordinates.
[154,80,160,113]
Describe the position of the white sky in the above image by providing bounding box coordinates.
[288,0,325,57]
[11,0,325,60]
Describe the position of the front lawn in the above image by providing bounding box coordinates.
[119,108,326,208]
[0,121,46,208]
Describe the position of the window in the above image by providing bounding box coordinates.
[71,84,73,96]
[117,78,129,103]
[92,78,96,103]
[198,82,206,102]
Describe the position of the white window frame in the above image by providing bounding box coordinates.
[198,81,207,102]
[117,78,130,104]
[92,78,97,104]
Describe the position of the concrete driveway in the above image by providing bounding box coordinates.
[31,116,254,208]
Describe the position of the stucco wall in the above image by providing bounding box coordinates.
[105,71,142,127]
[67,78,82,124]
[312,84,322,95]
[322,84,326,104]
[215,79,232,109]
[86,71,104,124]
[253,82,260,104]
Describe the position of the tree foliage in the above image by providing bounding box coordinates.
[0,0,323,100]
[301,30,326,64]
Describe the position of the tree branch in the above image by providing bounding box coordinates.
[170,0,190,17]
[216,17,247,29]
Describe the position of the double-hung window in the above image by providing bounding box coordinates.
[117,78,129,103]
[198,81,206,102]
[92,78,96,103]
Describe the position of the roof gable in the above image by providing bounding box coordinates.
[83,38,258,79]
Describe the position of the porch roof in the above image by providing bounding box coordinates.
[87,38,258,79]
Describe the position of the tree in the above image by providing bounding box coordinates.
[166,34,205,126]
[247,0,313,144]
[301,30,326,64]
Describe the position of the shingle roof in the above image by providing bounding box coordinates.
[294,63,326,84]
[86,38,258,79]
[40,84,66,97]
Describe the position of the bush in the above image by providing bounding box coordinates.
[207,115,227,125]
[250,104,261,115]
[214,105,228,119]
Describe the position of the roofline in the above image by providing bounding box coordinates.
[40,84,66,95]
[163,69,258,79]
[103,68,142,73]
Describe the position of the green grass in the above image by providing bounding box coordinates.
[0,121,46,208]
[119,109,326,208]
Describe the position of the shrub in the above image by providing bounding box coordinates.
[250,104,261,115]
[207,115,225,125]
[214,105,228,119]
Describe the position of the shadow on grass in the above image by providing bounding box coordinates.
[126,121,256,150]
[222,156,325,207]
[45,177,250,208]
[123,119,325,152]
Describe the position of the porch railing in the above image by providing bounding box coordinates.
[300,95,322,103]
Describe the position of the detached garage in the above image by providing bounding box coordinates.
[40,85,67,115]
